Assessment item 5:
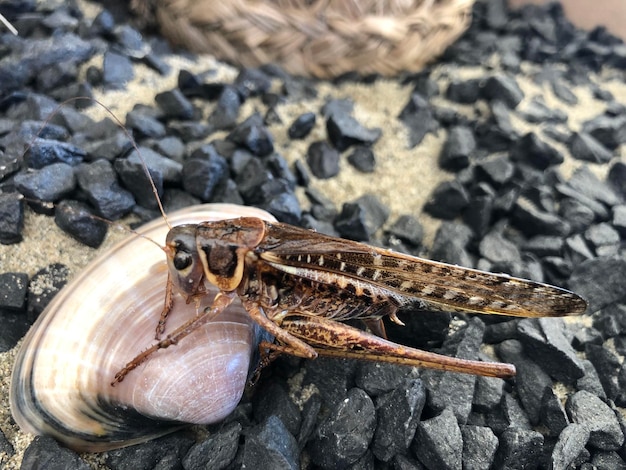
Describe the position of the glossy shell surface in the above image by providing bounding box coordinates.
[10,204,276,451]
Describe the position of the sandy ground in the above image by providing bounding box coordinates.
[1,3,625,468]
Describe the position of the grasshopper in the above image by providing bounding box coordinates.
[113,216,587,384]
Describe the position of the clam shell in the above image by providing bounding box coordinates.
[10,204,276,452]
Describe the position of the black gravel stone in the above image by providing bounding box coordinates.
[523,235,564,257]
[105,433,194,469]
[512,197,570,237]
[493,427,544,469]
[326,111,381,151]
[476,155,515,186]
[607,161,626,200]
[567,165,622,208]
[241,416,299,470]
[334,195,389,241]
[26,263,69,323]
[613,205,626,237]
[568,132,613,163]
[25,138,85,169]
[582,115,626,150]
[125,107,166,139]
[585,344,621,401]
[154,88,195,120]
[207,85,241,130]
[54,199,107,248]
[14,162,76,202]
[75,159,135,220]
[0,272,31,352]
[288,112,316,139]
[123,145,183,182]
[234,67,272,98]
[0,33,94,93]
[566,390,625,451]
[510,132,564,169]
[398,93,439,147]
[102,51,134,88]
[306,141,340,179]
[482,73,524,108]
[446,79,482,104]
[182,421,241,469]
[559,199,596,234]
[0,272,28,312]
[461,425,498,470]
[252,381,301,437]
[372,378,425,462]
[308,388,376,469]
[84,131,132,162]
[439,125,475,171]
[346,145,376,173]
[412,408,462,470]
[585,223,620,256]
[550,424,591,470]
[21,435,90,470]
[473,375,504,413]
[478,230,522,265]
[496,339,552,425]
[0,192,25,244]
[516,318,585,383]
[430,221,473,266]
[181,148,229,202]
[519,97,568,124]
[568,256,626,313]
[426,318,486,424]
[385,215,424,247]
[227,113,274,157]
[540,387,569,437]
[423,179,470,220]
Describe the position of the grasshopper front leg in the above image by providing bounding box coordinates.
[112,291,236,385]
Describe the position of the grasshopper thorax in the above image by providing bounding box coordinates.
[165,224,206,299]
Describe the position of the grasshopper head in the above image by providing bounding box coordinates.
[165,225,206,298]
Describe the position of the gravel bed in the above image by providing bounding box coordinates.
[1,0,626,468]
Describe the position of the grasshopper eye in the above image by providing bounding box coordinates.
[173,251,192,270]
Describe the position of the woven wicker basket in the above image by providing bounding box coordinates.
[132,0,474,78]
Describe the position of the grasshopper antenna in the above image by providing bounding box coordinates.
[0,13,18,35]
[24,97,173,232]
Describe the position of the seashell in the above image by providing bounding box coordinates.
[10,204,276,452]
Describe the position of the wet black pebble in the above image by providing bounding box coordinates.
[26,263,69,322]
[0,272,30,352]
[54,200,107,248]
[105,433,194,469]
[308,388,376,469]
[20,436,90,470]
[306,141,340,179]
[288,112,316,139]
[424,180,470,220]
[0,193,25,244]
[76,159,135,220]
[372,378,425,462]
[13,162,76,202]
[182,422,241,469]
[181,146,229,202]
[413,408,462,469]
[346,145,376,173]
[439,125,475,171]
[326,111,381,151]
[242,416,299,470]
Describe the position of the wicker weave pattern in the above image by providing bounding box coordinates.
[135,0,474,78]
